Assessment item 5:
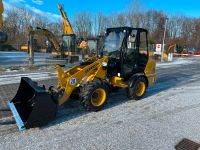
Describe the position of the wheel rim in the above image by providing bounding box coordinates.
[135,82,145,97]
[91,88,106,107]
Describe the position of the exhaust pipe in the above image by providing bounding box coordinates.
[8,77,58,130]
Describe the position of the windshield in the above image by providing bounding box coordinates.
[103,31,125,54]
[87,40,97,55]
[62,35,72,49]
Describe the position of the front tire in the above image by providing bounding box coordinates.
[127,76,147,100]
[80,80,108,111]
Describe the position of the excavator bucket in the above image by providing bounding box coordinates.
[8,77,57,130]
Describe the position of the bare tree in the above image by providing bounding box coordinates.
[73,12,93,38]
[2,2,200,52]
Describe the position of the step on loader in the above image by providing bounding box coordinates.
[9,27,156,130]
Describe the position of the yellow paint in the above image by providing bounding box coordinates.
[144,58,156,86]
[148,52,154,57]
[56,56,108,105]
[91,88,106,107]
[56,53,156,105]
[135,82,145,96]
[28,27,61,53]
[58,3,74,35]
[20,45,28,51]
[167,44,176,53]
[163,53,168,59]
[77,41,88,49]
[111,77,128,88]
[57,3,91,57]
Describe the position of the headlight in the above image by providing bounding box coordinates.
[102,62,107,67]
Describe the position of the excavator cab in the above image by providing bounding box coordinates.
[62,34,76,56]
[86,36,105,56]
[62,34,76,52]
[61,34,81,62]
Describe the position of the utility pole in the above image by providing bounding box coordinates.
[161,17,168,62]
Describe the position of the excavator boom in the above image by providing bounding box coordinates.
[58,3,74,35]
[27,26,60,51]
[35,28,60,51]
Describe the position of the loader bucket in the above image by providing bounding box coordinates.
[8,77,57,130]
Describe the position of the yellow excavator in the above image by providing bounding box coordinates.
[54,3,104,59]
[51,3,87,58]
[58,3,73,35]
[28,26,60,51]
[8,27,156,130]
[25,3,98,60]
[26,26,80,62]
[20,26,60,52]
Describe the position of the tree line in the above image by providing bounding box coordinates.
[2,2,200,51]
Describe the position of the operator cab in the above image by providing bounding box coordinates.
[62,34,76,53]
[102,27,149,80]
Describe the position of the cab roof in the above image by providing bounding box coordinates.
[106,27,148,34]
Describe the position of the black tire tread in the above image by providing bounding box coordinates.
[80,80,108,111]
[127,76,147,100]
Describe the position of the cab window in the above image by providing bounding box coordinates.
[139,31,148,55]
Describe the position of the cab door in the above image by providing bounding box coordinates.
[141,31,156,86]
[121,30,139,79]
[138,30,149,71]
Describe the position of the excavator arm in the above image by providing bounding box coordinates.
[167,44,176,53]
[28,26,60,51]
[58,3,74,35]
[36,28,60,51]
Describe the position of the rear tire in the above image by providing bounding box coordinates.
[127,76,147,100]
[80,80,108,111]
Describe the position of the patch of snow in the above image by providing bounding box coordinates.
[157,58,193,68]
[0,72,56,86]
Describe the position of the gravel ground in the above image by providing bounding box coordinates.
[1,57,200,150]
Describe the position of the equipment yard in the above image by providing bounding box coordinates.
[1,0,200,149]
[0,57,200,150]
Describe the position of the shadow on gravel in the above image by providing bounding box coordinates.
[43,90,130,129]
[0,109,14,125]
[146,65,200,97]
[0,121,15,125]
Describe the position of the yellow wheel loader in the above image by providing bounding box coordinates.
[8,27,156,130]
